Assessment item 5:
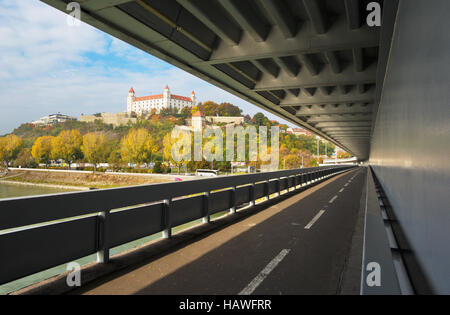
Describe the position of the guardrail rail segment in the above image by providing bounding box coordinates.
[0,166,355,285]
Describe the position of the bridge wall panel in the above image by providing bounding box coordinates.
[0,216,97,285]
[370,0,450,294]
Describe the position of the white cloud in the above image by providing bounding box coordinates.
[0,1,292,135]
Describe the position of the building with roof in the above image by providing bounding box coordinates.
[127,85,196,115]
[80,112,136,127]
[31,113,76,126]
[286,127,312,137]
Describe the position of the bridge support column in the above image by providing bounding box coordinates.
[202,191,210,223]
[162,198,172,239]
[264,180,270,200]
[249,183,255,206]
[229,187,237,214]
[96,209,110,263]
[277,178,281,197]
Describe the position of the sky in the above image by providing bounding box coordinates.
[0,0,293,136]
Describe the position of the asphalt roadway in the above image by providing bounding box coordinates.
[73,167,367,295]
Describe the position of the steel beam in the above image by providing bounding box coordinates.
[253,64,376,91]
[217,0,269,42]
[315,121,372,128]
[344,0,361,30]
[303,0,327,34]
[258,0,297,38]
[177,0,242,45]
[206,18,379,64]
[307,114,373,123]
[280,88,375,106]
[296,104,373,116]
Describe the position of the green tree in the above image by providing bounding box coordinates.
[120,128,156,166]
[51,130,83,169]
[0,134,24,170]
[31,136,54,167]
[81,132,110,172]
[218,102,242,116]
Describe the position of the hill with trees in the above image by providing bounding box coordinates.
[1,101,335,173]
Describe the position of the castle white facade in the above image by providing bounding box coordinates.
[127,85,196,115]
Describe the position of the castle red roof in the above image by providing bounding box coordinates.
[135,94,163,101]
[192,111,204,117]
[134,94,193,102]
[171,94,192,102]
[129,87,135,93]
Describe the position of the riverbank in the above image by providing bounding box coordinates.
[0,169,175,189]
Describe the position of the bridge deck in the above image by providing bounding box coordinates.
[72,168,366,295]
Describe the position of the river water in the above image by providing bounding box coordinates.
[0,182,226,295]
[0,182,76,199]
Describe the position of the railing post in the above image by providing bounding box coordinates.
[264,180,270,200]
[97,209,110,263]
[249,183,255,206]
[162,198,172,239]
[277,178,281,196]
[202,192,210,223]
[229,187,237,214]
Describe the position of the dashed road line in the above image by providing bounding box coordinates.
[329,195,338,203]
[339,188,344,193]
[239,249,291,295]
[304,210,326,230]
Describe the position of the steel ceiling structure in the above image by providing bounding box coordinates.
[42,0,384,160]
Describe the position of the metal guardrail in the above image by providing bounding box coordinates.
[0,166,355,285]
[361,167,404,294]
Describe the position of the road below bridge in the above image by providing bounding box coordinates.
[73,168,367,295]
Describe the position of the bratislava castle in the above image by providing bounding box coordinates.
[127,85,196,115]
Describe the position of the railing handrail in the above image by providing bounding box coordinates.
[0,165,355,287]
[0,166,337,231]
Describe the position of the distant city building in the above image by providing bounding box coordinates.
[187,112,244,131]
[127,85,196,115]
[191,111,205,131]
[80,112,137,127]
[286,127,311,136]
[31,113,76,126]
[205,116,244,126]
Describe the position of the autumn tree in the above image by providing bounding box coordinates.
[163,131,190,174]
[51,130,83,169]
[120,128,156,166]
[81,132,110,172]
[14,148,37,168]
[218,102,242,116]
[0,134,24,171]
[31,136,54,168]
[107,150,123,172]
[284,154,301,169]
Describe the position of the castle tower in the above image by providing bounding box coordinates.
[127,87,135,114]
[191,91,196,105]
[192,110,205,131]
[163,85,170,109]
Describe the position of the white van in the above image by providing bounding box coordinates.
[195,169,219,177]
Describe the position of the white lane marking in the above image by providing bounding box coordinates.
[239,249,291,295]
[304,210,326,230]
[344,183,349,187]
[329,195,338,203]
[339,188,344,193]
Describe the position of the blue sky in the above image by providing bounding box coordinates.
[0,0,292,135]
